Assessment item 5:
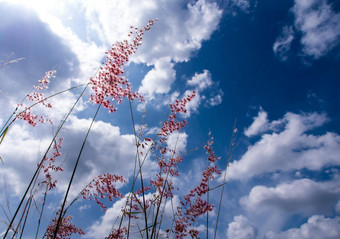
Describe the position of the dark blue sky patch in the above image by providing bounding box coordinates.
[0,3,79,95]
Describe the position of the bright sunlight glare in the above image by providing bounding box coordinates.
[2,0,53,15]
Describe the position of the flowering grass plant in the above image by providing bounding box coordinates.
[0,20,236,239]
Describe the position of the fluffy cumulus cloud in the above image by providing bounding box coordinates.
[72,0,223,99]
[85,193,179,238]
[58,116,158,194]
[187,69,213,91]
[0,123,52,195]
[228,110,340,180]
[292,0,340,58]
[138,57,176,99]
[134,0,223,99]
[265,215,340,239]
[167,132,188,154]
[240,177,340,216]
[134,0,223,64]
[3,0,222,102]
[85,195,130,238]
[227,215,257,239]
[273,26,295,61]
[0,115,158,199]
[273,0,340,60]
[184,70,223,113]
[244,107,269,137]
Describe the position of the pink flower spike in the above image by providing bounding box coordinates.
[90,21,155,112]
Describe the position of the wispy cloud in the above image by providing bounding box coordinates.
[232,0,251,12]
[273,26,295,61]
[187,69,213,91]
[293,0,340,59]
[273,0,340,60]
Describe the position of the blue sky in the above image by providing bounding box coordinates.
[1,0,340,238]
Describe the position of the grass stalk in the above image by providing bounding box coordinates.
[52,103,101,239]
[213,119,237,239]
[18,197,33,239]
[207,179,210,239]
[128,100,149,239]
[35,184,49,239]
[0,83,86,140]
[2,83,89,238]
[150,131,181,239]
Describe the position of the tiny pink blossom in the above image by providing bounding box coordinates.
[81,173,126,211]
[45,211,84,239]
[90,21,155,112]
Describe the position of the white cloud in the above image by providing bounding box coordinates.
[183,90,201,117]
[13,0,105,83]
[229,111,340,180]
[135,0,222,100]
[85,196,129,238]
[167,132,188,154]
[244,108,269,137]
[273,26,295,61]
[134,0,223,64]
[0,115,158,199]
[0,123,51,195]
[266,215,340,239]
[206,89,223,107]
[187,70,213,91]
[57,116,158,194]
[292,0,340,58]
[227,215,257,239]
[186,70,224,109]
[6,0,222,102]
[85,192,157,239]
[240,177,340,216]
[138,58,176,99]
[232,0,251,12]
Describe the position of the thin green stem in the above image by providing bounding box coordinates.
[52,104,101,239]
[127,153,138,239]
[206,179,210,239]
[2,83,89,239]
[35,184,49,239]
[18,197,33,239]
[214,119,237,239]
[11,195,30,239]
[150,131,181,239]
[0,83,86,139]
[128,100,149,239]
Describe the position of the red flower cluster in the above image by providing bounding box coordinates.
[122,187,151,219]
[90,20,156,112]
[189,229,199,238]
[106,226,128,239]
[40,137,64,190]
[17,70,56,126]
[45,213,84,239]
[33,70,56,91]
[81,173,126,211]
[158,91,196,142]
[16,109,52,126]
[174,136,221,239]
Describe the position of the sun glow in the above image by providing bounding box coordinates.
[5,0,54,16]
